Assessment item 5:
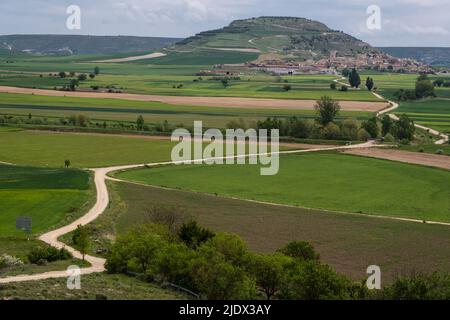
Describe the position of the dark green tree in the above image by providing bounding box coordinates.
[136,115,145,130]
[381,115,393,136]
[365,77,374,91]
[348,68,361,88]
[314,96,341,126]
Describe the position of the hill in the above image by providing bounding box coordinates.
[170,16,379,62]
[380,47,450,67]
[0,34,182,56]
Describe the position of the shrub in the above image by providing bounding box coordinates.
[27,246,72,264]
[357,129,371,141]
[436,149,444,155]
[278,241,320,262]
[321,123,341,140]
[0,254,24,269]
[384,133,395,143]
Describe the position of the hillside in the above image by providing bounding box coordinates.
[380,47,450,67]
[170,16,379,62]
[0,35,182,56]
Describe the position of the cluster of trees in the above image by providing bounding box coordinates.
[393,74,436,101]
[104,208,450,300]
[56,67,100,92]
[255,96,416,142]
[433,79,450,88]
[256,96,369,141]
[105,217,368,300]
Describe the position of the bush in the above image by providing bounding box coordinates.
[357,129,371,141]
[0,254,24,269]
[436,149,444,155]
[278,241,320,262]
[340,119,359,140]
[27,246,72,264]
[321,123,341,140]
[384,133,395,143]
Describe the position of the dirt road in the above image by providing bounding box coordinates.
[93,52,166,63]
[0,86,386,111]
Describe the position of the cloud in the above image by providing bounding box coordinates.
[0,0,449,46]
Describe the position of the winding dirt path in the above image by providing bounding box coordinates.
[0,141,384,284]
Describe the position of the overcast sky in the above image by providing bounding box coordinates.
[0,0,449,47]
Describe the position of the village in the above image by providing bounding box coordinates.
[202,50,433,77]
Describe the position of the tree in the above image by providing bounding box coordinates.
[94,66,100,75]
[340,85,348,92]
[321,122,341,140]
[77,74,87,81]
[365,77,374,91]
[192,245,257,300]
[89,73,96,79]
[69,79,79,91]
[58,71,66,78]
[342,68,351,77]
[340,119,359,140]
[392,114,415,141]
[221,79,229,88]
[348,68,361,88]
[72,225,90,261]
[433,79,444,87]
[178,221,215,249]
[415,79,435,98]
[314,96,341,126]
[361,116,379,138]
[278,241,320,262]
[283,84,292,91]
[251,254,290,300]
[330,82,337,90]
[357,128,371,141]
[64,160,71,168]
[279,261,353,300]
[381,115,393,136]
[136,115,145,130]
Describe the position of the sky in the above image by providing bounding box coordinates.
[0,0,449,47]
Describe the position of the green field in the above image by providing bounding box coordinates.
[396,98,450,133]
[116,152,450,222]
[0,92,371,129]
[0,130,176,167]
[0,165,92,236]
[93,181,450,282]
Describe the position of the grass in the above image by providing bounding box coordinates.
[0,273,186,300]
[116,152,450,222]
[0,130,176,168]
[396,99,450,133]
[0,238,89,278]
[93,181,450,282]
[0,165,92,236]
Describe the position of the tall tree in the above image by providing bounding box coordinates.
[365,77,374,91]
[94,66,100,75]
[381,115,393,136]
[314,96,341,126]
[136,115,145,130]
[349,68,361,88]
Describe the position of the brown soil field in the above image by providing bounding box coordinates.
[344,148,450,171]
[0,86,387,111]
[110,181,450,283]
